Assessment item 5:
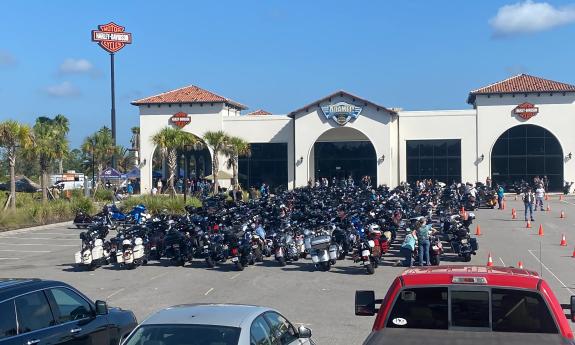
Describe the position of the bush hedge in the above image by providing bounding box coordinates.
[121,195,202,214]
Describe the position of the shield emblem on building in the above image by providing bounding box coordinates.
[170,112,191,128]
[321,102,362,126]
[513,102,539,120]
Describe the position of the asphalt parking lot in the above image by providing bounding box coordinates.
[2,195,575,344]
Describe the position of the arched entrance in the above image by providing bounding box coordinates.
[311,127,377,185]
[491,124,563,191]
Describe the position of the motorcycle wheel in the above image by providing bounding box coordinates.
[463,254,472,262]
[278,257,286,267]
[365,263,375,275]
[178,259,186,267]
[430,255,440,266]
[319,261,331,272]
[254,248,263,262]
[338,251,346,260]
[235,261,244,271]
[206,257,215,268]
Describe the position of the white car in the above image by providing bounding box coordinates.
[122,304,315,345]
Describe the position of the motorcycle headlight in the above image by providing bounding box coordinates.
[460,238,468,244]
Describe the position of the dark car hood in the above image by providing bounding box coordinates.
[364,328,574,345]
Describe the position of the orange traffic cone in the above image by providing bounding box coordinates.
[526,219,532,228]
[502,200,506,210]
[560,210,565,219]
[545,194,549,201]
[546,204,551,212]
[572,246,575,258]
[475,225,482,236]
[511,208,516,219]
[560,195,564,201]
[517,261,524,269]
[538,224,544,236]
[487,252,494,267]
[561,234,567,246]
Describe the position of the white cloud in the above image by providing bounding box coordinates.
[44,81,81,97]
[490,1,575,37]
[0,50,16,65]
[59,58,93,74]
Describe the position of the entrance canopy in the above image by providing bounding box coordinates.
[100,167,123,179]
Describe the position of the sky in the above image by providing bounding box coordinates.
[2,0,575,148]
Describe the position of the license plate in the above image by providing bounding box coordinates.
[231,257,238,262]
[432,246,439,250]
[362,250,370,257]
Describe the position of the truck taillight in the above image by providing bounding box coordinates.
[452,276,487,284]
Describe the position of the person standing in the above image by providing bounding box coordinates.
[126,182,134,196]
[156,179,163,194]
[399,230,416,267]
[496,184,504,209]
[535,184,545,211]
[485,176,492,188]
[416,218,432,266]
[523,186,536,221]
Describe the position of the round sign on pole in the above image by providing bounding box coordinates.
[91,22,132,53]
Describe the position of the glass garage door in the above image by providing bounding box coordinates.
[491,125,563,191]
[406,139,461,184]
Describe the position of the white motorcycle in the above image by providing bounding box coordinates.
[116,237,147,269]
[305,226,339,271]
[74,238,109,271]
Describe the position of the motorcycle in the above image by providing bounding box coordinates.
[307,226,339,271]
[74,223,110,270]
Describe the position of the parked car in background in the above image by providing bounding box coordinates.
[355,266,575,345]
[122,304,314,345]
[0,278,137,345]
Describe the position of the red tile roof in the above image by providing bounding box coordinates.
[468,74,575,103]
[131,85,247,110]
[246,109,272,115]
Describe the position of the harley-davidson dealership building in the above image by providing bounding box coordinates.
[132,74,575,193]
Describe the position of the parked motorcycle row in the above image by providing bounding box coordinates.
[73,182,481,273]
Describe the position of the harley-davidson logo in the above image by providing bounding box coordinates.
[321,102,362,126]
[91,22,132,53]
[170,112,191,128]
[513,102,539,120]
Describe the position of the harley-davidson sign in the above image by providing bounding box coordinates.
[513,102,539,120]
[91,22,132,53]
[170,112,191,128]
[321,102,362,126]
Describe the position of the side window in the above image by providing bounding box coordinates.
[386,287,448,329]
[451,291,489,328]
[15,291,56,334]
[49,288,93,323]
[263,312,298,345]
[0,300,17,339]
[492,288,558,334]
[250,315,273,345]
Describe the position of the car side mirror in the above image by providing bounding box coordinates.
[571,296,575,322]
[355,290,376,316]
[298,325,312,339]
[95,300,108,315]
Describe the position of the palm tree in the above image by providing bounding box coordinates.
[203,130,230,194]
[116,146,132,173]
[81,127,116,196]
[226,136,251,190]
[53,115,69,174]
[0,121,34,209]
[31,116,70,202]
[152,127,201,196]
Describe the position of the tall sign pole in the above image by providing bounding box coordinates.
[91,22,132,168]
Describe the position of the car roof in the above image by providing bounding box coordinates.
[141,304,274,328]
[400,265,541,290]
[0,278,73,303]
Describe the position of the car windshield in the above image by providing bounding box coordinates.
[123,324,241,345]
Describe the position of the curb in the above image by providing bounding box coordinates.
[0,220,74,235]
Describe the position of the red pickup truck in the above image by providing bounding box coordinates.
[356,266,575,345]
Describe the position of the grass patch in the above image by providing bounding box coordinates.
[121,195,202,214]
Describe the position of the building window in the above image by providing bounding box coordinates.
[491,124,563,191]
[406,139,461,184]
[239,143,288,192]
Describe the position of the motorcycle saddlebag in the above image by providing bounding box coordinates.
[74,251,82,264]
[470,237,478,251]
[310,235,331,250]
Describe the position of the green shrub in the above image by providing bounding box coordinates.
[121,195,202,214]
[94,189,114,202]
[71,196,95,214]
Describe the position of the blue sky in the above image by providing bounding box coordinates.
[2,0,575,148]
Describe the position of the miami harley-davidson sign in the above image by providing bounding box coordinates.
[321,102,362,126]
[513,102,539,120]
[170,112,191,128]
[91,22,132,53]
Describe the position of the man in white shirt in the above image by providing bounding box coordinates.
[535,184,545,211]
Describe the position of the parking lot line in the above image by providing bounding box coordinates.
[204,287,214,296]
[528,249,574,295]
[0,249,50,253]
[230,273,241,280]
[106,288,125,300]
[150,272,169,281]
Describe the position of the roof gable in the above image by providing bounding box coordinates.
[131,85,247,110]
[468,74,575,104]
[246,109,272,115]
[288,90,397,118]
